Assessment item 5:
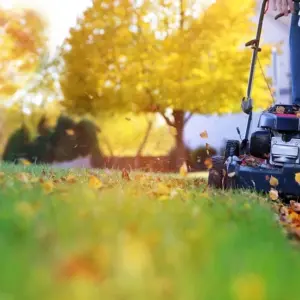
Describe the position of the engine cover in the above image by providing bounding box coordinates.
[270,137,300,165]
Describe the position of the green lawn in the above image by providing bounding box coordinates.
[0,164,299,300]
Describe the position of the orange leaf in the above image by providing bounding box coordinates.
[122,168,130,181]
[204,158,213,169]
[200,130,208,139]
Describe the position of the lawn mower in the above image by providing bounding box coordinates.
[208,0,300,199]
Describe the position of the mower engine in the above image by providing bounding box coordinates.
[250,105,300,167]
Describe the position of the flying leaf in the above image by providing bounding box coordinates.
[295,173,300,184]
[200,130,208,139]
[269,176,279,187]
[66,129,75,136]
[269,189,279,201]
[204,158,213,169]
[179,162,188,177]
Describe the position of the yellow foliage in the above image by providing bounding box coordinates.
[61,0,272,116]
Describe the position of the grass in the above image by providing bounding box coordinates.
[0,163,299,300]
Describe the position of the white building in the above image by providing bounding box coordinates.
[184,3,292,152]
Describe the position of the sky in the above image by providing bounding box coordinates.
[4,0,93,56]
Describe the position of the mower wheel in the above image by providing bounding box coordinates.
[225,140,240,159]
[208,156,226,189]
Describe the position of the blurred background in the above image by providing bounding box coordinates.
[0,0,292,172]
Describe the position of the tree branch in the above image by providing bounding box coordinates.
[160,112,174,127]
[136,118,153,157]
[184,112,194,125]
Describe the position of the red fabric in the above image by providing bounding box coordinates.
[274,113,298,118]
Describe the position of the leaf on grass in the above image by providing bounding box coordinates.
[16,172,30,183]
[200,130,208,139]
[179,162,188,177]
[42,180,54,194]
[290,200,300,213]
[66,174,77,183]
[269,176,279,187]
[269,189,279,201]
[88,175,103,189]
[122,168,130,181]
[295,173,300,184]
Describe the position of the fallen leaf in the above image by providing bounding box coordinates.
[269,189,279,201]
[295,173,300,184]
[200,130,208,139]
[42,180,54,194]
[88,175,103,189]
[290,200,300,213]
[66,174,77,183]
[155,183,171,196]
[122,168,130,181]
[269,176,279,187]
[16,172,30,183]
[179,162,188,177]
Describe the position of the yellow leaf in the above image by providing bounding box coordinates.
[179,162,188,177]
[155,183,170,196]
[269,176,279,187]
[88,175,103,189]
[269,189,278,201]
[200,130,208,138]
[42,180,54,194]
[295,173,300,184]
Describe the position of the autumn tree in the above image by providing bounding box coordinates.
[0,7,47,97]
[61,0,273,167]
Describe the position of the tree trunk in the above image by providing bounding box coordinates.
[172,110,188,170]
